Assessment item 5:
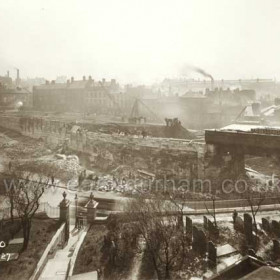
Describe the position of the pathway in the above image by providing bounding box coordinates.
[129,238,146,280]
[39,226,81,280]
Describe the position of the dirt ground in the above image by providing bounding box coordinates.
[73,224,107,276]
[245,155,280,176]
[0,216,59,280]
[0,127,82,183]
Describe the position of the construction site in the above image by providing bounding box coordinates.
[1,81,280,279]
[1,1,280,279]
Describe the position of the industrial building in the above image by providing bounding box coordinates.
[0,70,32,109]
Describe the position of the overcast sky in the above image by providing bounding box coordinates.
[1,0,280,84]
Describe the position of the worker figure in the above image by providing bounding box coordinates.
[232,210,238,224]
[142,130,147,139]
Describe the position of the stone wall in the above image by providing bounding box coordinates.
[30,223,66,280]
[205,130,280,154]
[0,115,202,179]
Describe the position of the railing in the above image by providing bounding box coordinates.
[0,207,11,220]
[185,196,280,211]
[68,225,89,277]
[1,202,59,221]
[65,259,71,280]
[38,202,60,218]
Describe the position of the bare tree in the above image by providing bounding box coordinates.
[168,189,189,229]
[204,194,217,228]
[274,178,280,209]
[3,173,25,223]
[125,195,190,280]
[5,181,15,223]
[245,189,266,233]
[12,174,46,251]
[168,188,190,215]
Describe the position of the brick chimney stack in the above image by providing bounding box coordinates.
[15,68,20,86]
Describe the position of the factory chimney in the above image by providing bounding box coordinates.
[7,71,9,78]
[15,68,21,86]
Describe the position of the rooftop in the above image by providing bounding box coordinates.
[209,255,267,280]
[240,266,280,280]
[219,123,280,132]
[34,78,118,91]
[0,87,30,94]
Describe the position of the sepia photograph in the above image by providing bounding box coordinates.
[1,0,280,279]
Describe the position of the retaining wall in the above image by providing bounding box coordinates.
[0,115,203,179]
[29,222,66,280]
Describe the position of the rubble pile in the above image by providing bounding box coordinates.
[0,133,18,148]
[4,140,49,160]
[14,155,82,182]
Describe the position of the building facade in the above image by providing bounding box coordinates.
[33,76,121,113]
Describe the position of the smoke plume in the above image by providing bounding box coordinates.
[191,66,213,81]
[181,64,214,81]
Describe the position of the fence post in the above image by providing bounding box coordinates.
[85,192,99,224]
[59,191,70,245]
